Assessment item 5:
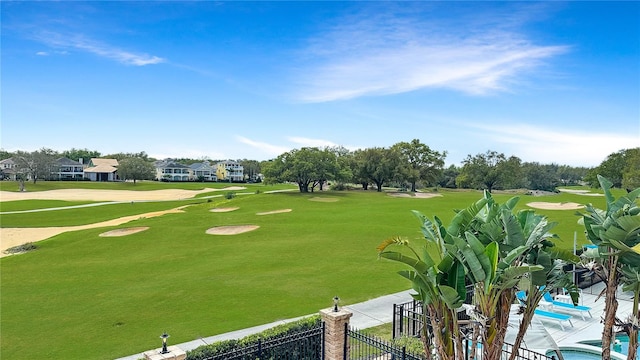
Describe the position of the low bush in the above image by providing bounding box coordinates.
[224,192,236,199]
[4,242,37,254]
[186,315,321,360]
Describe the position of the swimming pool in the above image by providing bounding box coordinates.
[547,344,626,360]
[580,333,639,358]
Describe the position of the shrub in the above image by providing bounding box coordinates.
[186,315,321,360]
[330,182,348,191]
[224,192,236,200]
[4,242,37,254]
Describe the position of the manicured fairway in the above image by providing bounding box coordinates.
[0,186,609,359]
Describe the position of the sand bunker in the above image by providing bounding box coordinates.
[557,188,603,197]
[99,227,150,237]
[309,197,339,202]
[210,207,239,213]
[527,202,584,210]
[206,225,259,235]
[0,207,186,257]
[256,209,292,215]
[388,192,443,199]
[0,187,247,202]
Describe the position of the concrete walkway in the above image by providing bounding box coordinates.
[116,289,414,360]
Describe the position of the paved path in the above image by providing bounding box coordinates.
[116,289,414,360]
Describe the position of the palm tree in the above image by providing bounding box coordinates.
[580,175,640,360]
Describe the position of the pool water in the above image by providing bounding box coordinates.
[548,349,603,360]
[581,334,640,358]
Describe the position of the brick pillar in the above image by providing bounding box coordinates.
[320,307,353,360]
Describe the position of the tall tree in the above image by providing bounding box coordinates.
[12,148,58,184]
[61,148,101,163]
[585,148,639,188]
[457,151,522,192]
[358,147,400,192]
[0,149,13,161]
[105,151,151,162]
[522,162,560,191]
[239,159,261,182]
[438,164,459,189]
[117,157,155,184]
[392,139,446,192]
[622,148,640,191]
[263,147,331,193]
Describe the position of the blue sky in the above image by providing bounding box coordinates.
[2,1,638,167]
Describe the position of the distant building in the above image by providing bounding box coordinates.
[154,159,192,181]
[53,157,85,180]
[189,161,217,181]
[0,158,17,180]
[84,158,119,181]
[216,160,244,182]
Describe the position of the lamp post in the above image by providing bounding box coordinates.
[160,332,170,354]
[333,296,340,312]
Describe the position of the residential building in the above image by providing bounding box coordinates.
[216,160,244,182]
[53,157,85,180]
[154,159,192,181]
[84,158,119,181]
[0,158,17,180]
[189,161,217,182]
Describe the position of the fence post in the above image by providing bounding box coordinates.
[320,307,352,360]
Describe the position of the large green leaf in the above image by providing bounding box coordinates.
[454,236,486,283]
[466,232,493,277]
[503,209,525,247]
[439,285,464,309]
[447,197,489,236]
[379,252,429,274]
[447,261,467,303]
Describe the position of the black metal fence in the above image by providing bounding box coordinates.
[501,342,558,360]
[346,325,427,360]
[196,323,324,360]
[392,299,424,339]
[391,299,557,360]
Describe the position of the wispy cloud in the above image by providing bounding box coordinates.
[467,122,639,166]
[293,4,568,102]
[287,137,340,148]
[34,31,164,66]
[236,136,291,157]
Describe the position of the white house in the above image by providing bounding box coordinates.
[189,161,217,181]
[84,158,119,181]
[53,157,85,180]
[154,159,192,181]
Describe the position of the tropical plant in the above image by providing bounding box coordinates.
[378,192,573,360]
[579,175,640,360]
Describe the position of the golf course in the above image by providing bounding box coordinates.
[0,181,611,359]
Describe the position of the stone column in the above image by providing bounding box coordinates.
[320,307,353,360]
[143,346,186,360]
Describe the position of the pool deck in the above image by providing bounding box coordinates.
[540,281,636,348]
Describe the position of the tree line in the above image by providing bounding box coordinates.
[1,144,638,192]
[262,141,638,193]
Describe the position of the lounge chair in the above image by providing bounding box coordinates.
[533,309,574,330]
[542,292,593,321]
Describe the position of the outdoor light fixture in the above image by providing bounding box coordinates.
[333,296,340,312]
[160,332,170,354]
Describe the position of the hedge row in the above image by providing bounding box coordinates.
[186,315,322,360]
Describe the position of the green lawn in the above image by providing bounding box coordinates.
[0,184,611,359]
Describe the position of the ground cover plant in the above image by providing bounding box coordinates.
[0,184,611,359]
